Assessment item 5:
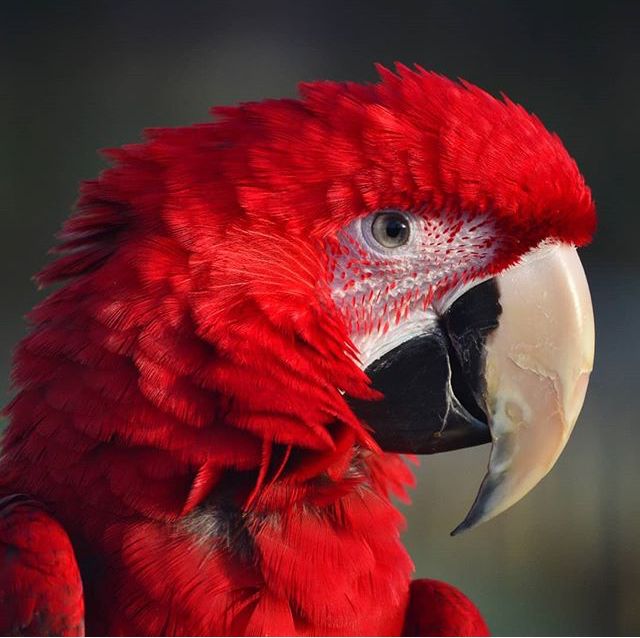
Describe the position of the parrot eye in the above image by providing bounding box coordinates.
[370,211,411,249]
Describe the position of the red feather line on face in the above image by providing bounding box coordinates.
[6,65,594,525]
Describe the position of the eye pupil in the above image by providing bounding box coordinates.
[386,219,404,239]
[371,212,411,248]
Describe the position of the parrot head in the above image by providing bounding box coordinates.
[23,64,595,533]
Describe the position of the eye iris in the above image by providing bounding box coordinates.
[372,212,410,248]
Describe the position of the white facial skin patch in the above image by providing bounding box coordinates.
[328,210,500,369]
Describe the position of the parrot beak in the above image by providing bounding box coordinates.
[348,243,594,533]
[451,244,595,534]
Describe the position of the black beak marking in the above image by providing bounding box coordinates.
[348,279,502,455]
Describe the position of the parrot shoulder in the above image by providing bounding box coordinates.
[0,494,84,636]
[403,578,489,637]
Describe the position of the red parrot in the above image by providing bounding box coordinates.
[0,64,595,636]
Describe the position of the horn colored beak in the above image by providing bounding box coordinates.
[452,244,595,534]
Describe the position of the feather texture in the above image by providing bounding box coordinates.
[0,65,594,635]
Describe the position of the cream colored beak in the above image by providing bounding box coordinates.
[452,243,595,535]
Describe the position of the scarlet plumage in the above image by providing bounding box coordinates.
[0,65,593,635]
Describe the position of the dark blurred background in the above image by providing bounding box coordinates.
[2,1,639,635]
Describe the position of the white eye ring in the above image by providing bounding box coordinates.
[362,210,414,252]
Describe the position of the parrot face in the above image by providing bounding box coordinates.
[295,66,594,532]
[330,209,594,532]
